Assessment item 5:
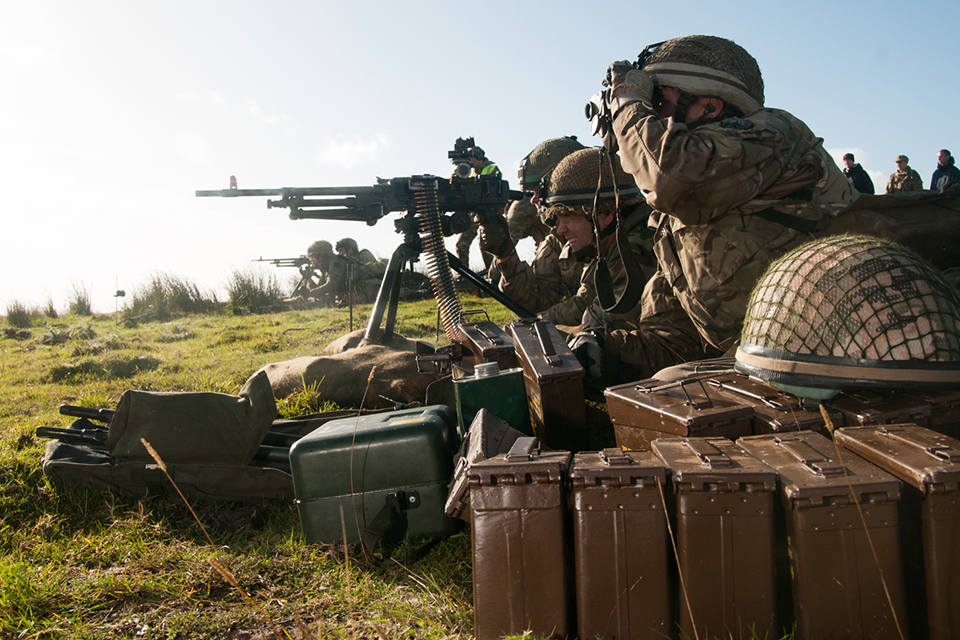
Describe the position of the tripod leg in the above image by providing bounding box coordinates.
[364,245,407,342]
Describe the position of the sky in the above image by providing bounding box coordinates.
[3,0,959,315]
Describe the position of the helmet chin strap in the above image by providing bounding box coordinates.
[591,149,649,314]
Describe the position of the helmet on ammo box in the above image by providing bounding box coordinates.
[518,136,587,190]
[307,240,333,256]
[735,235,960,403]
[641,35,764,115]
[539,148,639,224]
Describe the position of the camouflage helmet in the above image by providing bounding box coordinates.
[641,35,764,114]
[506,197,549,243]
[540,148,640,222]
[466,146,486,161]
[735,235,960,402]
[518,136,587,190]
[335,237,359,254]
[307,240,333,256]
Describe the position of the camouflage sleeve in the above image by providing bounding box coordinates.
[595,270,717,385]
[495,242,569,313]
[312,259,348,298]
[541,261,594,327]
[613,104,825,225]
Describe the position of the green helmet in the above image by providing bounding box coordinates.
[307,240,333,256]
[540,148,639,222]
[641,35,764,114]
[335,237,359,254]
[518,136,586,190]
[735,235,960,402]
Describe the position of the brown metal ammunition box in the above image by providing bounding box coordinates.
[703,373,841,435]
[509,319,588,452]
[738,431,908,640]
[569,448,671,640]
[834,425,960,640]
[825,389,933,428]
[458,320,519,371]
[605,377,754,451]
[468,437,573,640]
[896,389,960,439]
[652,437,779,640]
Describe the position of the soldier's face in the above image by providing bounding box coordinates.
[656,87,720,123]
[556,214,593,252]
[939,151,949,166]
[843,157,854,169]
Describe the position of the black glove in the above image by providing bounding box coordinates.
[569,331,603,379]
[478,212,515,259]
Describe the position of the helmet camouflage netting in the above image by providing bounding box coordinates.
[540,148,639,220]
[643,35,764,114]
[735,235,960,393]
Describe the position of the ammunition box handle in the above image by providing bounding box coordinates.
[683,438,733,468]
[506,436,540,461]
[533,321,562,366]
[706,378,788,411]
[776,438,844,476]
[879,426,960,464]
[600,448,632,466]
[477,327,503,345]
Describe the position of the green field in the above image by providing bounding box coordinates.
[0,298,527,639]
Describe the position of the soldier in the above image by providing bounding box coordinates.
[479,136,588,319]
[574,35,858,387]
[531,148,655,336]
[334,237,384,303]
[455,144,501,273]
[302,240,334,299]
[886,155,924,194]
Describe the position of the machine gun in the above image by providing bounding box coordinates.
[197,172,533,346]
[252,255,319,299]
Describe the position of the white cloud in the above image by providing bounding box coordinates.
[317,133,389,169]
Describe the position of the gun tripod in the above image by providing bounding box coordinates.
[362,242,534,344]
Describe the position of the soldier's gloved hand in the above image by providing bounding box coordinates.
[478,213,515,259]
[603,60,654,115]
[569,330,604,379]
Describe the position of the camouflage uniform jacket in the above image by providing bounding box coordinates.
[886,167,924,194]
[492,231,584,320]
[600,103,858,382]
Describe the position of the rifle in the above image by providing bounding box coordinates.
[252,256,319,299]
[197,174,534,344]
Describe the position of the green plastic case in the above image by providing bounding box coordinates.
[289,405,461,547]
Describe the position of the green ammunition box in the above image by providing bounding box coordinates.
[289,405,462,547]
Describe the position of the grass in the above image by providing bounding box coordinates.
[0,293,515,639]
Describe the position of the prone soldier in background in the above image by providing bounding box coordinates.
[480,136,589,321]
[335,237,385,303]
[302,240,333,296]
[576,34,857,387]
